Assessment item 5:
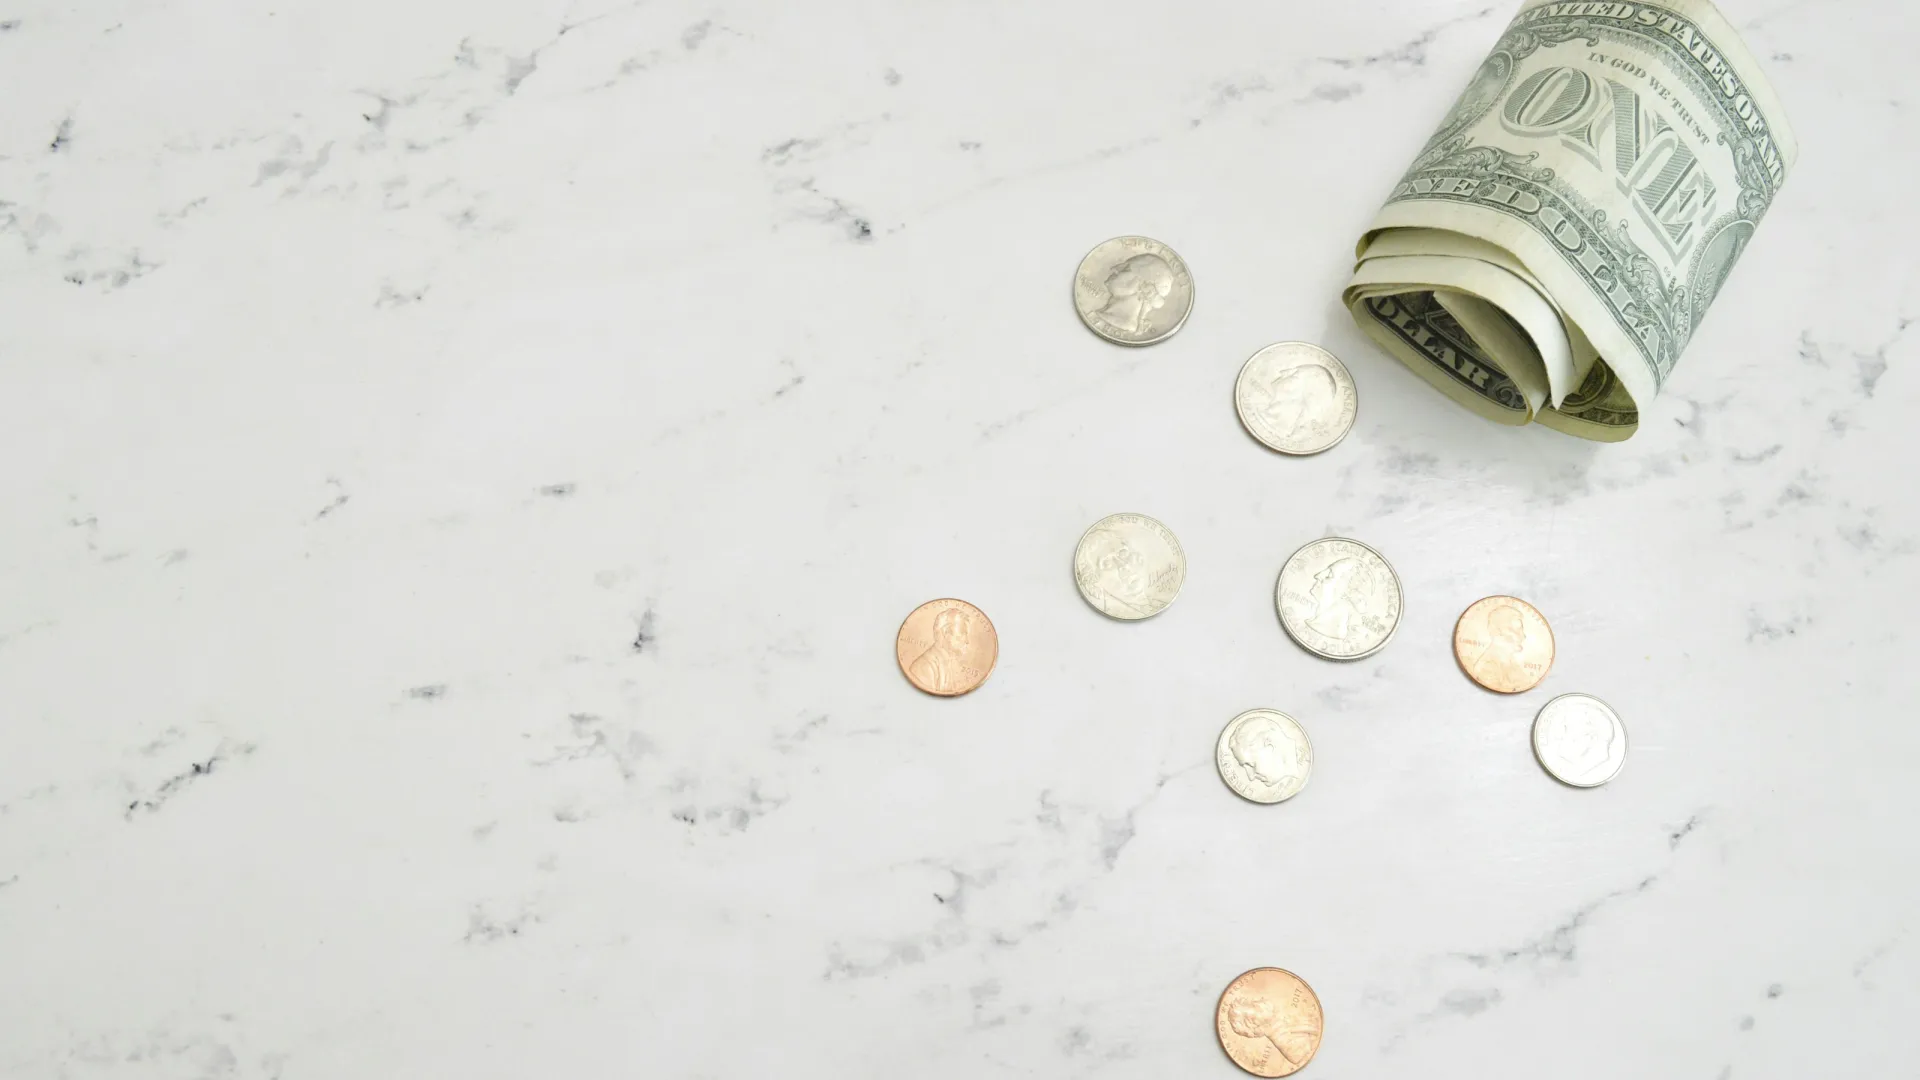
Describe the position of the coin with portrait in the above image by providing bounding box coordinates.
[1071,236,1194,346]
[1216,967,1323,1077]
[1073,513,1185,621]
[1216,710,1313,804]
[1234,342,1358,455]
[1453,595,1554,693]
[1275,537,1402,660]
[895,598,998,697]
[1531,693,1627,787]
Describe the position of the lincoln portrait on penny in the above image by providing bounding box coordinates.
[1225,993,1317,1069]
[1469,603,1531,688]
[907,607,972,694]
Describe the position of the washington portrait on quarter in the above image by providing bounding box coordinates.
[1072,236,1194,347]
[1276,537,1402,660]
[1235,342,1358,455]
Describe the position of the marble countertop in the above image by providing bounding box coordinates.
[2,1,1914,1076]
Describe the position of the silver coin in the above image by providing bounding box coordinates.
[1532,693,1628,788]
[1215,709,1313,804]
[1073,513,1185,620]
[1234,342,1358,455]
[1071,236,1194,347]
[1275,537,1403,660]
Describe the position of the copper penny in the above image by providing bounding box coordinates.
[1216,967,1324,1077]
[1452,595,1554,694]
[895,599,997,697]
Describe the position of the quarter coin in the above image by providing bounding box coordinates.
[895,599,998,697]
[1531,693,1627,787]
[1275,537,1402,660]
[1216,710,1313,804]
[1073,513,1186,621]
[1234,342,1358,455]
[1453,595,1555,693]
[1071,236,1194,346]
[1216,967,1324,1077]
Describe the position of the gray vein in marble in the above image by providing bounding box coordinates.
[0,619,56,650]
[761,117,893,240]
[1461,874,1660,971]
[976,352,1158,443]
[1667,811,1707,849]
[314,477,350,519]
[772,713,873,754]
[631,607,658,652]
[124,741,256,819]
[0,200,58,253]
[1853,938,1899,988]
[375,281,428,307]
[823,768,1196,982]
[1319,5,1497,70]
[770,370,806,398]
[252,138,333,191]
[52,1029,286,1078]
[533,712,654,782]
[670,778,788,834]
[1384,815,1717,1050]
[1729,444,1783,465]
[406,683,449,700]
[1314,665,1391,713]
[62,248,160,291]
[1745,607,1808,643]
[48,114,72,152]
[538,481,577,497]
[464,899,540,943]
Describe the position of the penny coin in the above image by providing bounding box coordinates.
[1453,595,1555,693]
[895,599,998,697]
[1275,537,1402,660]
[1532,693,1627,787]
[1073,513,1186,621]
[1216,710,1313,804]
[1234,342,1358,455]
[1071,236,1194,346]
[1216,967,1324,1077]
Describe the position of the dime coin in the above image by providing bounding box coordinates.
[1531,693,1627,787]
[1216,967,1324,1077]
[1073,513,1186,620]
[1234,342,1358,455]
[1453,595,1554,693]
[895,599,998,697]
[1275,537,1402,660]
[1071,236,1194,346]
[1215,710,1312,804]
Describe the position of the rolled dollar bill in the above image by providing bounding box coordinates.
[1343,0,1796,440]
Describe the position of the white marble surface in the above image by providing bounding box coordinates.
[1,1,1914,1076]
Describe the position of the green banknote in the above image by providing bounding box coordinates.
[1344,0,1796,440]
